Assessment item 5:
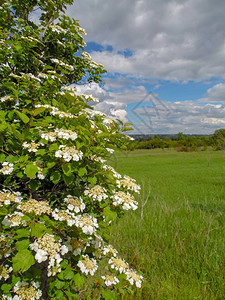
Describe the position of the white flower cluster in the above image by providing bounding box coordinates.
[2,281,42,299]
[73,24,87,36]
[18,199,52,216]
[106,148,115,154]
[55,128,78,140]
[75,214,99,235]
[117,175,141,193]
[0,162,14,175]
[20,72,41,82]
[0,235,12,259]
[111,191,138,211]
[49,24,67,34]
[81,52,104,68]
[107,257,143,288]
[103,164,122,179]
[84,185,108,202]
[52,209,76,226]
[81,94,99,103]
[40,131,57,141]
[125,269,144,288]
[0,190,22,207]
[35,104,74,119]
[22,141,43,152]
[55,145,83,162]
[83,108,105,118]
[2,212,26,227]
[41,128,78,141]
[0,265,13,281]
[108,257,129,274]
[50,58,74,71]
[30,234,68,277]
[64,195,85,213]
[102,245,118,257]
[101,275,119,287]
[77,255,98,276]
[89,155,106,164]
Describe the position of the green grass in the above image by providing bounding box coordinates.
[108,149,225,299]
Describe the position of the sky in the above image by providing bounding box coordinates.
[68,0,225,135]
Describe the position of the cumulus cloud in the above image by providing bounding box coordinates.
[68,0,225,81]
[75,81,225,134]
[131,100,225,134]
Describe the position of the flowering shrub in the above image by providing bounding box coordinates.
[0,0,142,299]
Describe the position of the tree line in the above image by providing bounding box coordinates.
[128,129,225,151]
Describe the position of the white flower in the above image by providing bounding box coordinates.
[108,257,129,273]
[52,209,76,226]
[101,275,119,286]
[55,128,78,140]
[61,245,69,256]
[2,212,26,227]
[77,255,98,276]
[64,195,85,213]
[103,165,122,179]
[102,245,118,257]
[55,145,83,162]
[35,249,48,263]
[117,175,141,193]
[106,148,114,154]
[125,269,143,288]
[40,132,57,141]
[75,214,98,235]
[0,162,14,175]
[84,185,108,202]
[0,190,22,207]
[111,191,138,211]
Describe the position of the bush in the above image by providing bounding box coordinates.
[0,1,142,298]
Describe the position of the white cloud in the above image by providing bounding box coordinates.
[76,82,225,134]
[68,0,225,81]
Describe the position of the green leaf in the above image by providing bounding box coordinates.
[28,180,41,191]
[35,149,46,156]
[73,273,85,289]
[102,290,119,300]
[15,111,29,124]
[33,107,46,116]
[88,176,97,185]
[49,143,59,151]
[103,207,117,222]
[78,167,87,177]
[25,164,38,179]
[12,249,35,273]
[63,174,74,186]
[1,283,12,293]
[30,222,47,238]
[0,207,8,216]
[63,267,74,280]
[15,228,30,239]
[15,239,30,251]
[50,170,61,184]
[54,279,65,289]
[62,163,72,176]
[0,153,6,162]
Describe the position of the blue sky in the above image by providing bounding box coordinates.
[68,0,225,134]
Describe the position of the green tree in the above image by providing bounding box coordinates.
[0,1,142,298]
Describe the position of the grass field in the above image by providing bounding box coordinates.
[108,149,225,299]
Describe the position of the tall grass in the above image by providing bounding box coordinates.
[108,149,225,299]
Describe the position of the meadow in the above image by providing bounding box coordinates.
[108,149,225,299]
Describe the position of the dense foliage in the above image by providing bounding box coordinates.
[0,1,142,299]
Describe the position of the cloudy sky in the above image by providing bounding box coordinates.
[67,0,225,134]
